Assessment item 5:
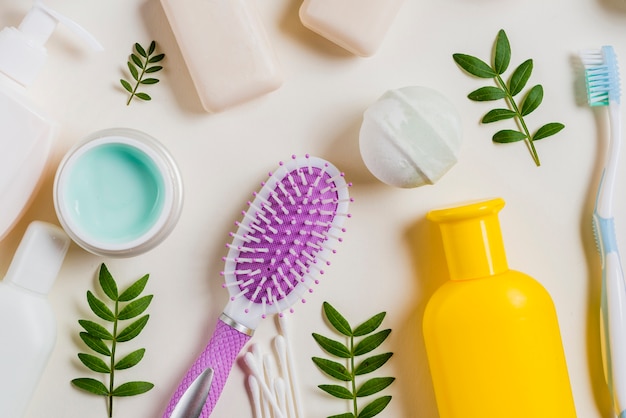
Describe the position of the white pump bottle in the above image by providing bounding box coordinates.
[0,0,102,241]
[0,221,70,417]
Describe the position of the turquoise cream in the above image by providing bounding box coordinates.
[64,143,165,244]
[54,128,183,257]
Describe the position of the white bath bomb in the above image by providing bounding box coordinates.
[359,86,462,188]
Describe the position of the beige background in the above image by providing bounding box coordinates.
[0,0,624,416]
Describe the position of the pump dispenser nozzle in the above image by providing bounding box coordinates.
[0,0,103,87]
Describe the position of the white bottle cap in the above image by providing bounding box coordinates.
[0,0,103,87]
[4,221,70,295]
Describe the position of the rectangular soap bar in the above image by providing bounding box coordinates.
[160,0,283,112]
[299,0,405,57]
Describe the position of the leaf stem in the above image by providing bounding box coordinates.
[108,298,119,418]
[126,63,147,106]
[351,335,357,417]
[495,74,540,166]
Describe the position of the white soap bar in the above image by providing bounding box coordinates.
[161,0,283,112]
[299,0,405,57]
[359,86,462,188]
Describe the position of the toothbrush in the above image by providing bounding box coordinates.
[163,154,352,417]
[580,45,626,417]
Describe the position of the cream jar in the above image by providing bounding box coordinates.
[53,128,183,257]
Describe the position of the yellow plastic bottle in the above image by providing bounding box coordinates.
[423,198,577,418]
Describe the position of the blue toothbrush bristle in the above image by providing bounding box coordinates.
[580,46,621,107]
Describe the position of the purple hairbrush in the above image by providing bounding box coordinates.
[163,154,351,418]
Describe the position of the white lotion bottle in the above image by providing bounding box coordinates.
[0,221,70,418]
[160,0,283,112]
[299,0,405,57]
[0,0,102,241]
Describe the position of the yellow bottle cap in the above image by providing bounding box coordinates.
[427,197,508,280]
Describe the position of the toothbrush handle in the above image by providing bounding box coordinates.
[596,215,626,416]
[163,317,252,418]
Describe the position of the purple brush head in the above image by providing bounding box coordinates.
[221,154,352,329]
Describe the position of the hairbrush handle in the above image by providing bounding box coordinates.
[163,315,253,418]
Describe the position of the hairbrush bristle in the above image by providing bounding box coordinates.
[221,154,351,319]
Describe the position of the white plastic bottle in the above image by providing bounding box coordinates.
[299,0,405,57]
[0,0,102,241]
[0,221,70,418]
[160,0,283,112]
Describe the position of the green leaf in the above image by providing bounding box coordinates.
[312,306,394,417]
[127,61,139,81]
[117,315,150,342]
[149,53,165,63]
[131,54,143,68]
[79,319,113,340]
[493,29,511,74]
[135,43,147,58]
[533,122,564,141]
[312,357,352,381]
[318,384,354,399]
[99,264,118,301]
[354,353,393,376]
[455,29,564,166]
[87,291,115,321]
[468,86,506,101]
[120,79,133,93]
[313,333,351,358]
[353,312,386,337]
[121,42,165,105]
[80,332,111,356]
[118,295,153,320]
[140,78,160,85]
[357,396,392,418]
[73,266,154,416]
[453,53,496,78]
[508,59,533,96]
[520,84,544,116]
[323,302,352,337]
[135,92,152,101]
[492,129,528,143]
[119,274,149,302]
[482,108,516,123]
[71,378,109,396]
[356,377,395,397]
[353,330,391,356]
[112,381,154,397]
[78,353,110,373]
[115,348,146,370]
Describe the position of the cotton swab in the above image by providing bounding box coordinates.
[275,335,297,418]
[263,353,280,415]
[278,315,304,418]
[243,352,285,418]
[251,344,272,418]
[274,377,288,416]
[248,375,263,418]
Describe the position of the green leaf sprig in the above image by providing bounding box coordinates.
[120,40,165,106]
[453,29,564,166]
[71,264,154,418]
[312,302,395,418]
